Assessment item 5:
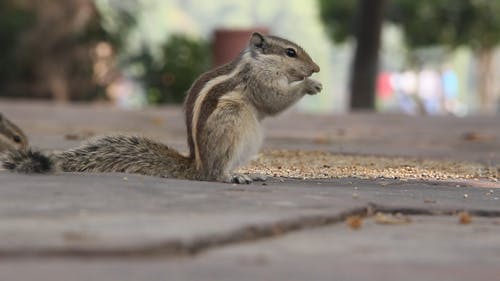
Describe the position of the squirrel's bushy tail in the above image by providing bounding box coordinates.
[2,135,196,179]
[2,149,54,173]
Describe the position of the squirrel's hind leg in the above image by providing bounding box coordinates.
[198,100,263,183]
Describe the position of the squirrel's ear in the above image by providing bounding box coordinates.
[250,32,265,50]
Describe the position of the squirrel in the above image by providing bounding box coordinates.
[2,32,322,183]
[0,113,28,153]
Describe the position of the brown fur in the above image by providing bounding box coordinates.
[184,58,242,159]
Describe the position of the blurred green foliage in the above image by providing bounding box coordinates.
[318,0,357,43]
[319,0,500,51]
[129,35,212,104]
[0,1,34,93]
[387,0,500,50]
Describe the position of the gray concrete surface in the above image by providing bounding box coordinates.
[0,100,499,280]
[0,173,498,256]
[1,216,500,281]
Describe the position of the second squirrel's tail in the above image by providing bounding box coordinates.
[2,149,55,173]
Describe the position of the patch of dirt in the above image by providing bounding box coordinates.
[239,150,499,182]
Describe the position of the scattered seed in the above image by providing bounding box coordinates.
[462,132,495,141]
[374,212,412,225]
[346,215,363,230]
[237,150,497,181]
[458,211,472,224]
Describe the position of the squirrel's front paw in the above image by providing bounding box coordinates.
[304,78,322,95]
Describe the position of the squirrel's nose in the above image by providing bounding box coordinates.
[312,63,320,73]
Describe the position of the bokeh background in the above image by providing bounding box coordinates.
[1,0,499,115]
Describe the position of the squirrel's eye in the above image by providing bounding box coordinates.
[12,135,21,143]
[285,48,297,58]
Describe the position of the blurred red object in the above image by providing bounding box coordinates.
[213,28,269,67]
[376,72,393,99]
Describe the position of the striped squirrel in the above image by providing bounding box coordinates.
[2,32,322,183]
[0,113,28,153]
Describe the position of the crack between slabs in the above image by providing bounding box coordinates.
[1,203,499,259]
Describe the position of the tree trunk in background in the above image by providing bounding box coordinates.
[476,48,496,114]
[349,0,386,110]
[7,0,104,101]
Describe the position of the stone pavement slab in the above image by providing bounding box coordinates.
[0,172,498,258]
[1,215,499,281]
[0,172,365,256]
[1,257,499,281]
[0,173,499,281]
[0,101,499,280]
